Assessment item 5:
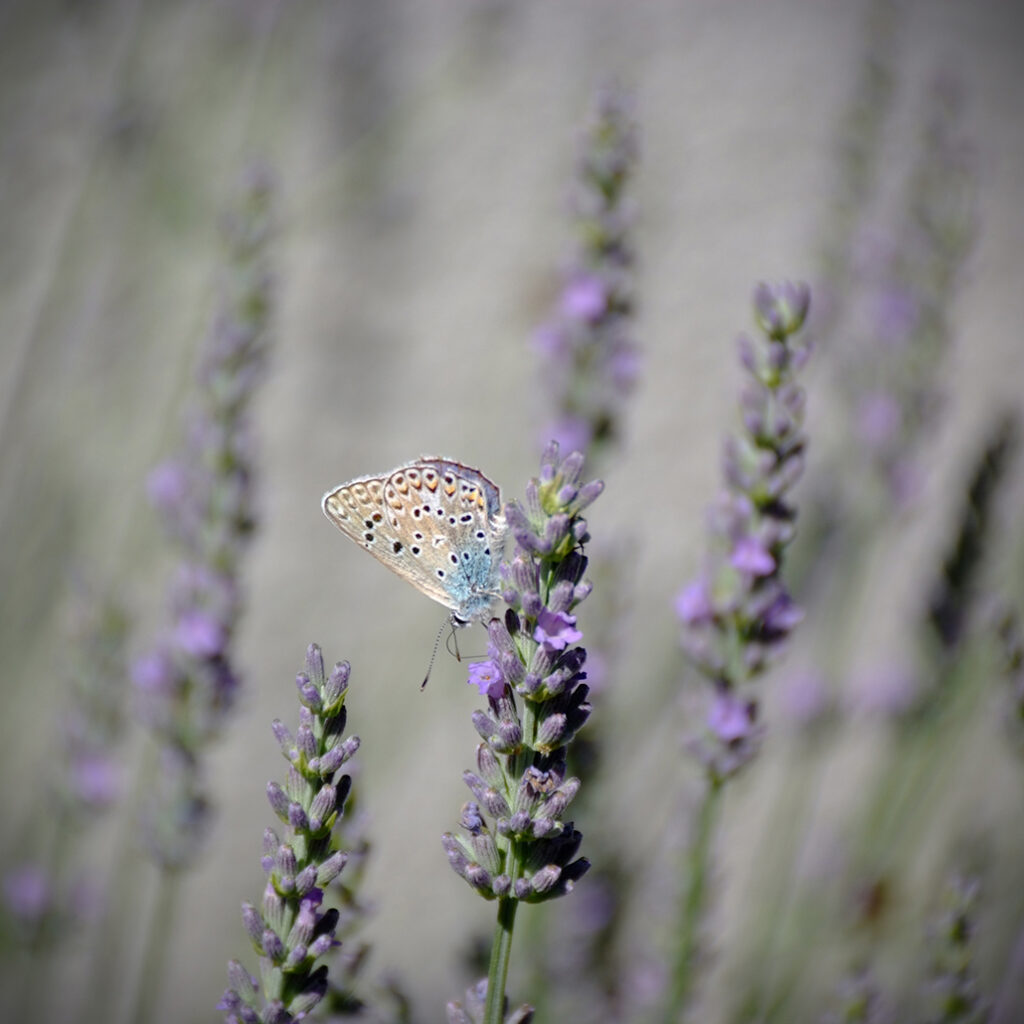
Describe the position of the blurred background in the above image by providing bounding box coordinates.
[1,0,1024,1022]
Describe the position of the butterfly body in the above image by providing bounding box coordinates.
[322,457,507,624]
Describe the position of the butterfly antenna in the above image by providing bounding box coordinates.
[421,616,452,691]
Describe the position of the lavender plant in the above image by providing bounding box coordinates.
[133,164,275,868]
[442,444,600,1024]
[666,281,812,1020]
[531,83,639,463]
[219,645,361,1024]
[833,74,976,512]
[2,589,129,947]
[920,876,991,1024]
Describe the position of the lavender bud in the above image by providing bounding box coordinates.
[294,865,317,896]
[308,785,337,830]
[266,782,289,822]
[261,927,285,962]
[316,851,347,887]
[476,744,504,789]
[241,902,263,946]
[324,660,350,704]
[530,865,562,895]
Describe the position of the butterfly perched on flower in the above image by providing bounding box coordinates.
[321,457,507,626]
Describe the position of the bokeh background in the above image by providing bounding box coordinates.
[2,0,1024,1022]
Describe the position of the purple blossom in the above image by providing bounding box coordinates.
[467,660,507,700]
[730,536,776,577]
[533,608,583,651]
[3,865,50,924]
[174,609,226,658]
[561,273,607,321]
[707,690,757,744]
[70,754,121,808]
[131,649,176,694]
[675,577,714,626]
[856,390,902,449]
[146,460,189,513]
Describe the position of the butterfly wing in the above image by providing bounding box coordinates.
[322,458,506,618]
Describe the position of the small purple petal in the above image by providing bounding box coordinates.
[675,577,713,626]
[707,690,755,744]
[131,650,176,694]
[146,460,189,512]
[533,608,583,651]
[3,865,50,923]
[174,610,226,658]
[730,537,776,577]
[467,660,506,700]
[561,273,607,322]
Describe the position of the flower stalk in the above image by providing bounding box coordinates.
[443,444,600,1023]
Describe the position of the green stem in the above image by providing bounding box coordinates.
[129,866,180,1024]
[482,697,539,1024]
[484,893,519,1024]
[663,777,724,1024]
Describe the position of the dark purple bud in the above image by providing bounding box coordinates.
[509,810,533,834]
[460,802,485,833]
[492,874,512,897]
[496,719,523,751]
[261,927,285,961]
[287,803,309,832]
[514,877,533,899]
[466,863,493,892]
[283,943,308,971]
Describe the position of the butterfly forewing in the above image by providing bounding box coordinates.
[322,457,507,620]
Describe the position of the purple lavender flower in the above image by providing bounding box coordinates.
[677,281,812,781]
[134,165,275,869]
[532,83,640,462]
[468,660,507,700]
[665,283,812,1024]
[220,645,361,1024]
[444,444,598,1023]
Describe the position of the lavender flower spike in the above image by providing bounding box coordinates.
[444,443,598,1024]
[664,282,812,1024]
[133,164,275,869]
[220,645,361,1023]
[678,280,812,781]
[533,82,640,462]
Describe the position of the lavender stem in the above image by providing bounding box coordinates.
[664,779,723,1023]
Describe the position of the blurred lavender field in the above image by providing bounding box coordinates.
[2,1,1024,1022]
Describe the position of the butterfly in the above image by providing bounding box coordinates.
[321,457,508,626]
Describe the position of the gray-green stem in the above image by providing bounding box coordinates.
[662,777,724,1024]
